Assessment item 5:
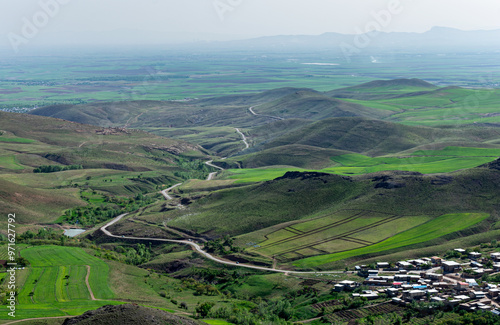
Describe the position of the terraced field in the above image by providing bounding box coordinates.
[294,212,489,268]
[0,246,121,320]
[248,210,430,261]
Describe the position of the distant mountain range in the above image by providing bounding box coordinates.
[214,27,500,52]
[3,27,500,52]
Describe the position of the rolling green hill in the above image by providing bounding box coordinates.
[248,117,500,157]
[151,166,500,268]
[251,90,392,120]
[0,112,210,231]
[29,79,500,158]
[326,78,438,100]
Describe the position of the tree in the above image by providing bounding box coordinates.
[196,302,214,317]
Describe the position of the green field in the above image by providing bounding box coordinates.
[249,210,431,261]
[0,155,24,170]
[294,212,489,268]
[225,152,497,183]
[0,246,121,320]
[411,146,500,157]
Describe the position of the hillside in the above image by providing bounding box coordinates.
[0,112,210,230]
[63,304,204,325]
[136,167,500,269]
[224,144,352,169]
[326,78,438,100]
[253,90,392,120]
[249,117,500,157]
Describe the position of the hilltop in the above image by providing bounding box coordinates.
[63,304,204,325]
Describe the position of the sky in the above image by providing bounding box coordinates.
[1,0,500,47]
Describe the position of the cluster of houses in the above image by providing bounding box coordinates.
[334,249,500,315]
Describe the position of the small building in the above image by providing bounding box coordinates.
[456,282,470,290]
[470,261,483,268]
[360,293,379,300]
[488,288,500,297]
[397,261,412,269]
[469,252,482,260]
[431,256,443,265]
[490,252,500,261]
[431,296,445,303]
[377,262,390,269]
[454,295,471,302]
[412,259,426,266]
[454,248,466,254]
[442,260,461,273]
[386,288,399,297]
[471,291,486,299]
[403,290,426,301]
[425,273,443,281]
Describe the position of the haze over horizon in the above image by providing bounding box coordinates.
[2,0,500,51]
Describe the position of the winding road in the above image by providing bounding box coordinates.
[100,187,343,275]
[235,128,249,150]
[205,160,224,180]
[248,106,283,120]
[160,183,182,200]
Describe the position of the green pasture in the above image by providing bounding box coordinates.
[0,155,24,170]
[411,146,500,157]
[294,212,489,268]
[0,246,120,320]
[225,152,497,183]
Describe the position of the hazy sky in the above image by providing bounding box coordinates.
[2,0,500,46]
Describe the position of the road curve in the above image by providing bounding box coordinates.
[100,184,344,275]
[235,128,249,150]
[248,106,283,120]
[100,213,342,274]
[205,160,225,181]
[160,183,182,200]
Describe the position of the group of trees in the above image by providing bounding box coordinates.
[33,164,83,173]
[205,300,293,325]
[174,158,212,180]
[125,243,151,265]
[204,235,241,255]
[63,193,154,227]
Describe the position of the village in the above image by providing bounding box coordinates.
[334,249,500,316]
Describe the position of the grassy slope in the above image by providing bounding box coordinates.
[0,112,207,229]
[294,212,489,267]
[253,90,392,120]
[252,117,500,157]
[160,167,500,266]
[2,246,121,320]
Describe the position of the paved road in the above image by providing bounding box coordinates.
[235,128,249,150]
[248,106,283,120]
